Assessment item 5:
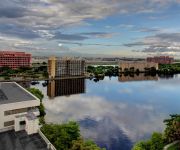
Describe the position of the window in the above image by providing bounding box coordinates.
[20,121,26,125]
[4,108,28,116]
[4,120,14,127]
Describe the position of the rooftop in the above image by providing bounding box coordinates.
[0,82,37,105]
[0,51,31,56]
[0,130,48,150]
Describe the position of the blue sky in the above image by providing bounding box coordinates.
[0,0,180,57]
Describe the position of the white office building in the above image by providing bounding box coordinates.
[0,82,40,135]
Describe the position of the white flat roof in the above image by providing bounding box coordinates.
[0,82,37,105]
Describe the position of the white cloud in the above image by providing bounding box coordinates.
[0,0,179,56]
[125,32,180,56]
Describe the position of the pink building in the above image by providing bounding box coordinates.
[0,51,31,69]
[146,56,174,64]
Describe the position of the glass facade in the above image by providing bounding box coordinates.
[55,60,85,77]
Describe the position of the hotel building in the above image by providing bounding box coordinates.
[119,61,159,73]
[147,56,174,64]
[0,51,31,69]
[48,57,86,78]
[0,82,40,134]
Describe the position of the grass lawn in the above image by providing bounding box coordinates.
[168,142,180,150]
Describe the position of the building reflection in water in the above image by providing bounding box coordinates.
[47,77,85,98]
[118,73,158,82]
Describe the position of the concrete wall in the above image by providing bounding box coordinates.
[119,61,158,72]
[0,100,40,133]
[25,117,39,135]
[15,115,26,132]
[48,57,56,78]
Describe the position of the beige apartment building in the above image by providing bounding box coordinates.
[119,61,158,72]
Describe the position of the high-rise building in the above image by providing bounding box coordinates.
[48,57,86,78]
[146,56,174,64]
[0,51,31,69]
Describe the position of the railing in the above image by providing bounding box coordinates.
[163,140,180,150]
[38,129,56,150]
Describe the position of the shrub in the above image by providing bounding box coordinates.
[132,132,165,150]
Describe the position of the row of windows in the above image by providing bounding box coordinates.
[4,120,26,127]
[0,59,29,60]
[0,60,30,62]
[0,64,30,65]
[0,63,29,64]
[54,79,85,96]
[0,59,30,61]
[4,120,14,127]
[55,63,85,77]
[4,108,28,116]
[0,60,30,63]
[0,56,30,57]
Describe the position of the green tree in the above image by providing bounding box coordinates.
[164,114,180,143]
[132,132,165,150]
[41,122,81,150]
[150,132,164,150]
[39,116,46,125]
[133,114,180,150]
[71,138,105,150]
[133,141,150,150]
[39,103,46,116]
[43,71,48,78]
[27,88,46,118]
[42,62,47,65]
[27,88,44,102]
[4,76,10,80]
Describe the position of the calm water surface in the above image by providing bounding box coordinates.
[32,74,180,150]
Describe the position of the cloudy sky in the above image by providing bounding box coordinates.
[0,0,180,57]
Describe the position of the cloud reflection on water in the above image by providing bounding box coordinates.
[31,76,180,150]
[43,94,165,144]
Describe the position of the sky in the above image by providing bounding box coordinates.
[0,0,180,58]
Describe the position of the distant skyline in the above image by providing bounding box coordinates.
[0,0,180,58]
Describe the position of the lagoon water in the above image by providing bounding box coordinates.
[31,74,180,150]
